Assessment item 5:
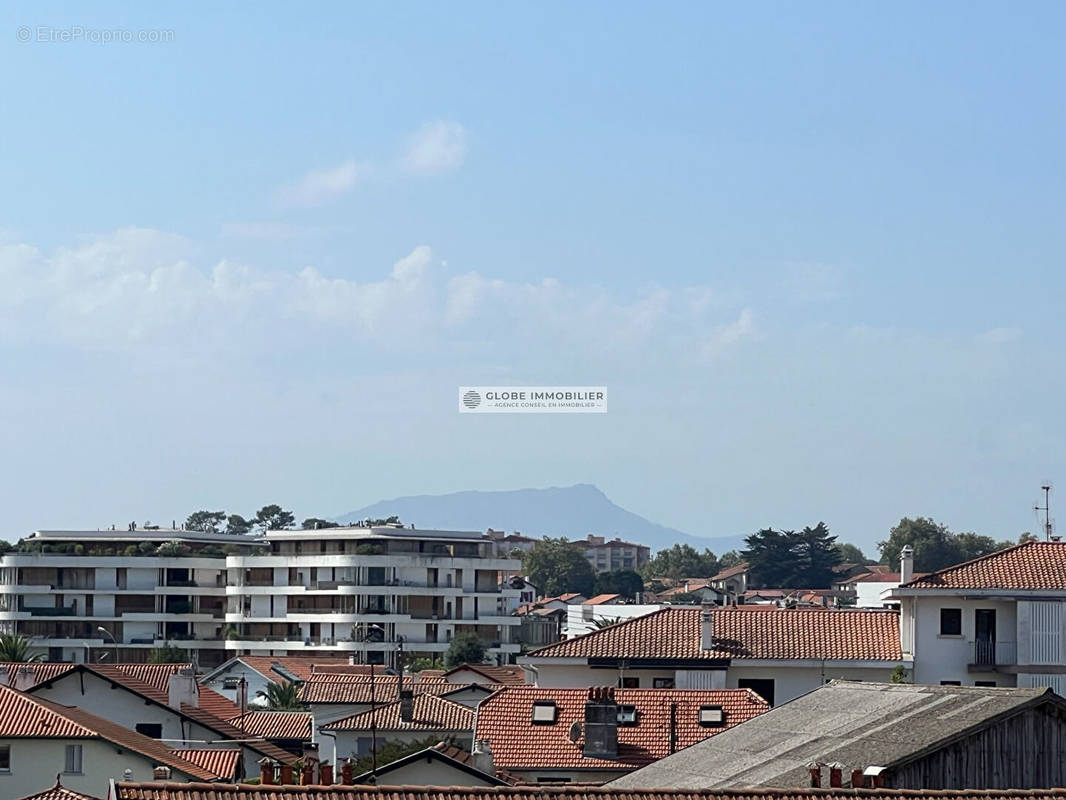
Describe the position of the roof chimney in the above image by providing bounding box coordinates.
[399,689,414,723]
[319,761,333,785]
[851,769,866,788]
[583,686,619,760]
[700,605,715,650]
[828,763,844,788]
[13,665,36,692]
[340,758,355,785]
[900,545,914,584]
[807,762,822,788]
[259,759,276,785]
[153,766,172,781]
[472,739,495,776]
[167,667,198,710]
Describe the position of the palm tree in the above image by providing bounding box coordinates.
[0,634,43,662]
[263,680,303,710]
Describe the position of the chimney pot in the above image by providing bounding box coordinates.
[900,545,914,584]
[278,764,294,785]
[829,764,843,788]
[301,762,315,785]
[807,762,822,788]
[700,605,715,650]
[851,769,866,788]
[399,689,414,723]
[341,758,355,785]
[472,739,495,776]
[319,761,333,785]
[153,766,172,781]
[259,759,276,785]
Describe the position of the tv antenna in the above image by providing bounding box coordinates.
[1035,484,1054,541]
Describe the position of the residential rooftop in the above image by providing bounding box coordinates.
[899,541,1066,591]
[322,693,474,732]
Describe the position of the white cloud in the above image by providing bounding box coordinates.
[276,160,359,208]
[402,121,467,175]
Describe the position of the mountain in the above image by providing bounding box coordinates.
[335,484,747,554]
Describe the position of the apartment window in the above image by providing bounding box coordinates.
[653,677,675,689]
[136,723,163,739]
[64,744,83,774]
[975,680,997,687]
[532,701,558,724]
[0,745,9,772]
[940,608,962,636]
[618,676,639,688]
[940,680,961,686]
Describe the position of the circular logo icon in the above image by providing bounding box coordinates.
[462,390,481,409]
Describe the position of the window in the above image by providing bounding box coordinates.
[940,608,962,636]
[737,678,775,706]
[0,745,9,772]
[136,723,163,738]
[532,701,557,724]
[64,744,82,774]
[618,676,639,688]
[940,680,961,686]
[653,677,675,689]
[698,705,726,727]
[356,737,373,755]
[975,680,997,687]
[617,705,638,725]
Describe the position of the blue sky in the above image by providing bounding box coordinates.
[1,2,1064,552]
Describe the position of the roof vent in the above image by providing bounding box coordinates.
[698,704,725,727]
[531,700,557,724]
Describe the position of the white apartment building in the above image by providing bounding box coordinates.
[888,541,1066,691]
[223,525,522,665]
[0,528,248,668]
[0,524,522,668]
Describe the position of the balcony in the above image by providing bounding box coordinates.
[969,640,1017,669]
[27,606,77,616]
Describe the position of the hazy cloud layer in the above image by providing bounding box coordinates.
[402,121,467,175]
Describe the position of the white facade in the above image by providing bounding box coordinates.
[0,525,521,668]
[564,603,665,638]
[0,737,199,799]
[856,580,903,608]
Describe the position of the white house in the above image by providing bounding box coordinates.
[564,602,666,638]
[0,682,219,799]
[888,541,1066,690]
[519,605,907,705]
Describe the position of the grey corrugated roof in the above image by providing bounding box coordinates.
[610,681,1061,790]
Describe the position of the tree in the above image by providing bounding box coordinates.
[791,523,843,589]
[521,537,596,597]
[593,569,645,600]
[444,632,487,667]
[254,504,295,532]
[1019,531,1039,544]
[0,634,43,662]
[718,551,743,569]
[185,510,226,534]
[302,518,340,530]
[351,735,449,774]
[834,542,872,565]
[263,681,303,710]
[741,528,799,587]
[879,517,1012,573]
[147,643,189,663]
[642,544,718,582]
[226,515,252,535]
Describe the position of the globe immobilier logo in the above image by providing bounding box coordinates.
[458,386,607,414]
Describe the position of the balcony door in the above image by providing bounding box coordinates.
[975,609,997,665]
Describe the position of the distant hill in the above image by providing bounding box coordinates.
[336,484,747,555]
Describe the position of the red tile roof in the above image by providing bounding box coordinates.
[525,607,902,661]
[113,784,1066,800]
[442,664,526,685]
[177,749,242,781]
[0,662,78,688]
[17,776,100,800]
[710,563,749,581]
[901,541,1066,590]
[322,693,474,733]
[310,664,380,676]
[476,686,767,770]
[236,656,354,682]
[582,594,622,605]
[297,677,465,704]
[106,663,242,719]
[228,711,312,740]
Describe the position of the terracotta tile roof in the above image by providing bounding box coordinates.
[524,607,902,662]
[298,677,463,704]
[310,664,380,676]
[322,693,475,733]
[901,541,1066,590]
[0,662,78,688]
[50,665,296,766]
[113,784,1066,800]
[542,593,584,604]
[11,690,222,781]
[177,749,242,781]
[236,656,354,682]
[476,687,767,770]
[416,669,446,681]
[228,711,312,740]
[582,594,622,605]
[710,563,749,581]
[442,664,526,685]
[105,663,242,719]
[17,776,100,800]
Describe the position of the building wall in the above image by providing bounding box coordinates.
[324,728,472,765]
[370,757,500,787]
[910,597,1017,686]
[856,581,901,608]
[564,604,665,638]
[0,737,195,799]
[725,664,899,705]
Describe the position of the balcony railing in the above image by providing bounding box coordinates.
[27,606,76,616]
[969,640,1017,667]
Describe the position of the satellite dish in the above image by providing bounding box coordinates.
[568,721,583,742]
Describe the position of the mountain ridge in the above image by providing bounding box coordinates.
[336,484,747,554]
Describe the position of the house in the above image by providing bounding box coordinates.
[199,655,363,706]
[656,580,730,606]
[0,682,222,799]
[319,693,475,765]
[350,741,511,787]
[517,605,567,648]
[835,571,924,609]
[108,782,1066,800]
[18,776,100,800]
[473,686,768,783]
[581,536,651,574]
[519,606,907,704]
[564,602,667,639]
[24,663,296,770]
[222,711,311,754]
[420,663,526,686]
[887,541,1066,690]
[611,681,1066,791]
[708,563,749,598]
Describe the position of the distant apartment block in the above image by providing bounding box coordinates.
[581,535,650,573]
[0,525,522,668]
